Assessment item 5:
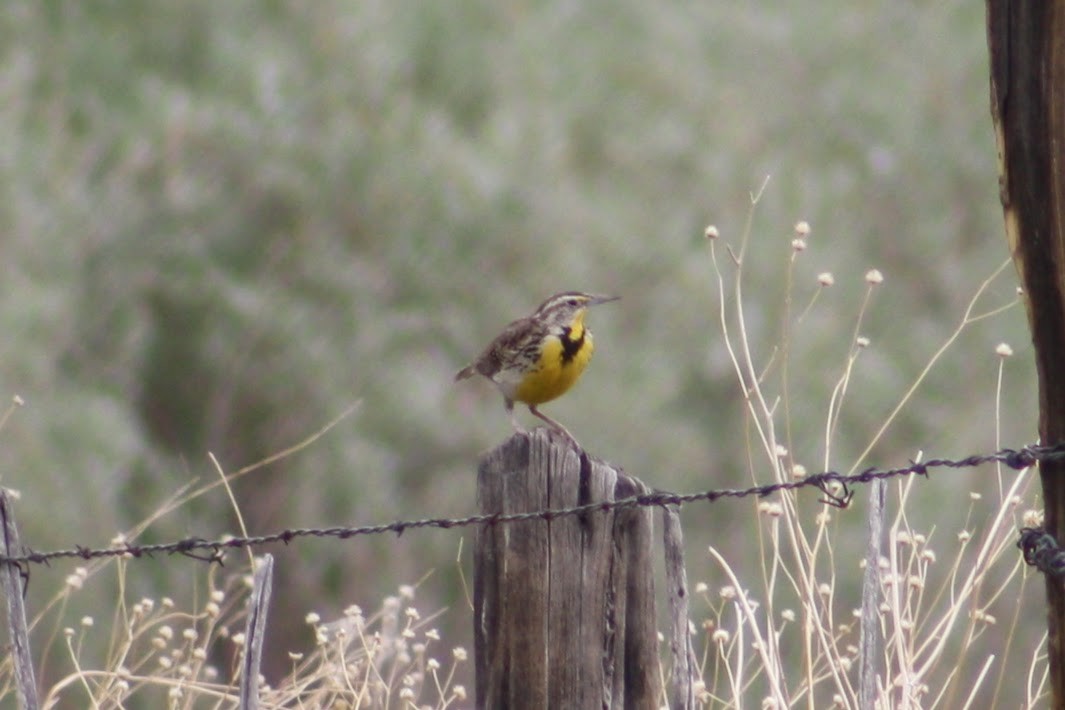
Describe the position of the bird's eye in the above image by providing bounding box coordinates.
[567,298,580,306]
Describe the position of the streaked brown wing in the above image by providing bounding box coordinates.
[473,315,543,378]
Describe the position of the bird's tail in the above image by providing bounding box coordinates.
[454,364,476,381]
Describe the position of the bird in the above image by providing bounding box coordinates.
[455,291,619,442]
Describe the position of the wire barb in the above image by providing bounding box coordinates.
[1003,448,1038,470]
[814,475,852,508]
[1018,527,1065,581]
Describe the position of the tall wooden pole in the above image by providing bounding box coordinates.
[987,4,1065,706]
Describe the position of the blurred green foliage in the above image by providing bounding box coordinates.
[0,0,1035,689]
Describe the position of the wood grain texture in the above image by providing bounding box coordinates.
[987,3,1065,705]
[1,491,39,710]
[240,554,274,710]
[473,429,660,709]
[664,505,695,710]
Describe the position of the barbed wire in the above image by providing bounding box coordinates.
[0,443,1060,571]
[1018,527,1065,581]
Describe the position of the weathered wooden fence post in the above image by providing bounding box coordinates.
[239,554,273,710]
[1,489,40,710]
[473,429,661,709]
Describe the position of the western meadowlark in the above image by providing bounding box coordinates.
[455,291,619,441]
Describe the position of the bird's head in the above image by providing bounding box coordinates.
[533,291,619,330]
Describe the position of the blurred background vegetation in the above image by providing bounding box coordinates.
[0,0,1036,691]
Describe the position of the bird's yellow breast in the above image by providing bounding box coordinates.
[512,318,595,406]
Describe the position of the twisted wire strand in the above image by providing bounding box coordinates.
[1,444,1054,569]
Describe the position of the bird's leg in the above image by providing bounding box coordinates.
[505,398,527,434]
[528,405,577,446]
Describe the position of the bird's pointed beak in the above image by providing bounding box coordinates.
[587,294,620,307]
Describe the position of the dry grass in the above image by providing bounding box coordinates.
[685,192,1042,708]
[21,558,467,708]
